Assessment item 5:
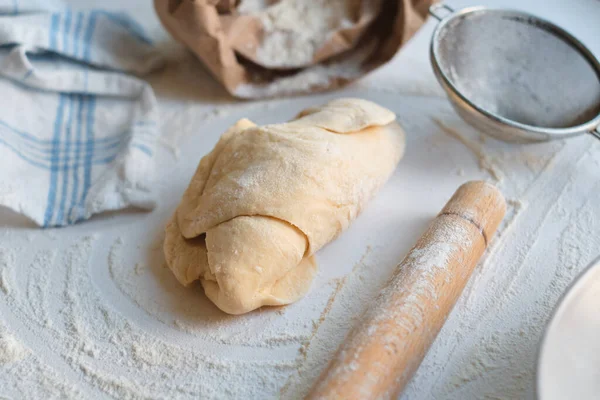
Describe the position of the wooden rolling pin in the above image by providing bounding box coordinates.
[307,181,506,400]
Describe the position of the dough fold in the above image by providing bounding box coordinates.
[164,98,405,314]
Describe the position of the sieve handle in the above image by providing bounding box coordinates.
[429,3,455,21]
[591,126,600,141]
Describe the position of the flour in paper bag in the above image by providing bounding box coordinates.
[238,0,360,68]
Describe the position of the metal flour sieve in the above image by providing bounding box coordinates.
[428,4,600,143]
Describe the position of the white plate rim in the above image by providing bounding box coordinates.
[535,255,600,399]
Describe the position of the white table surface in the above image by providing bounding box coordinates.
[1,0,599,399]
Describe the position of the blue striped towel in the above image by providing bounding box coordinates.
[0,1,164,227]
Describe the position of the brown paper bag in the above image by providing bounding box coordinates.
[155,0,433,98]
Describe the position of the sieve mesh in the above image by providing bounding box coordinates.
[434,9,600,129]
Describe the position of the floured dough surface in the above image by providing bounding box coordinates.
[164,98,405,314]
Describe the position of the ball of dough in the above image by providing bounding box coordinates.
[164,98,405,314]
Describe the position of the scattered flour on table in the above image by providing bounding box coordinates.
[0,330,29,363]
[0,248,15,295]
[501,198,526,237]
[432,117,503,182]
[0,235,308,398]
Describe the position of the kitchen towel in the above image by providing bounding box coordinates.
[0,1,164,227]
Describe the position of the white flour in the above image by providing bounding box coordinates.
[233,38,374,98]
[432,118,503,183]
[238,0,361,68]
[0,330,29,364]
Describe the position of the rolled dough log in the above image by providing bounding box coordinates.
[164,98,405,314]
